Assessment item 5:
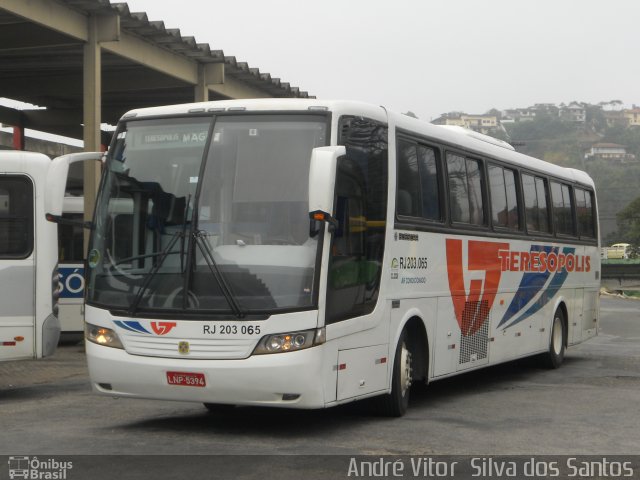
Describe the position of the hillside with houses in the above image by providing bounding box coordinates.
[431,101,640,242]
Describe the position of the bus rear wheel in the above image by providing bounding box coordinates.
[542,309,566,369]
[377,330,412,417]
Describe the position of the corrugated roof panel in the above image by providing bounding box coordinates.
[58,0,312,98]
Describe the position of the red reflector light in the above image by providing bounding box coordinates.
[2,341,17,346]
[338,363,347,371]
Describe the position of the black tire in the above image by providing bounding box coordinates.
[377,330,412,417]
[543,309,566,369]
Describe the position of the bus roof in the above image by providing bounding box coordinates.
[120,99,595,189]
[0,151,52,179]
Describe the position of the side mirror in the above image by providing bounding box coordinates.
[46,152,104,216]
[308,146,345,234]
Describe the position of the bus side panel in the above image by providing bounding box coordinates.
[581,288,599,341]
[0,262,35,360]
[58,263,85,333]
[327,303,393,404]
[336,344,389,401]
[432,297,460,377]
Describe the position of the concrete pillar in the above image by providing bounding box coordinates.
[83,15,102,250]
[194,63,224,102]
[195,64,209,102]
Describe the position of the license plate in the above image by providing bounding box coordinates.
[166,371,206,387]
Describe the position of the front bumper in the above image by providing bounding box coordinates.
[86,340,327,409]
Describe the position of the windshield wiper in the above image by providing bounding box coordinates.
[128,231,182,316]
[194,230,245,319]
[179,194,192,273]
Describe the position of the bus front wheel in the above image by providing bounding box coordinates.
[377,330,412,417]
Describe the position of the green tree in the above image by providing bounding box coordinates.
[616,196,640,247]
[584,104,607,132]
[508,113,572,142]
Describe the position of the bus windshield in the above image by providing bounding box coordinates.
[86,114,328,316]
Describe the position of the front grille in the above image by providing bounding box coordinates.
[122,334,256,360]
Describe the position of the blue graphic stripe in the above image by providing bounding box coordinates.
[497,245,555,328]
[113,320,150,334]
[505,247,574,328]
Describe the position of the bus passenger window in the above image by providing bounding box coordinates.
[522,174,551,233]
[575,188,595,238]
[0,178,33,258]
[551,181,575,236]
[396,140,420,217]
[418,145,441,221]
[447,153,484,226]
[396,139,441,222]
[535,177,550,233]
[489,165,519,230]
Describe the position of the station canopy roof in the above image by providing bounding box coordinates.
[0,0,312,141]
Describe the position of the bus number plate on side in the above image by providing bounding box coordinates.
[166,371,206,387]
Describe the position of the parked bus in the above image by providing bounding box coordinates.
[84,100,600,416]
[58,195,85,335]
[0,151,95,361]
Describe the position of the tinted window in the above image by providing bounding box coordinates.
[535,177,550,233]
[418,145,441,221]
[551,181,575,236]
[447,153,484,225]
[0,176,34,258]
[327,117,388,324]
[58,213,84,262]
[489,165,519,229]
[396,140,420,217]
[396,139,441,221]
[522,174,551,233]
[575,188,595,238]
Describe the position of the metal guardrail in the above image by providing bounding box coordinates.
[601,263,640,290]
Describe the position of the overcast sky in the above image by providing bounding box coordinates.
[121,0,639,121]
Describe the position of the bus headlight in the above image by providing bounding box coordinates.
[253,328,325,355]
[85,323,124,349]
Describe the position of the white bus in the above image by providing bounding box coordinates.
[57,195,85,335]
[84,100,600,416]
[0,151,90,361]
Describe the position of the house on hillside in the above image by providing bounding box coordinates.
[431,112,466,128]
[533,103,559,116]
[461,114,498,133]
[501,107,536,123]
[603,110,627,128]
[623,107,640,127]
[559,102,586,123]
[584,143,636,163]
[431,112,498,135]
